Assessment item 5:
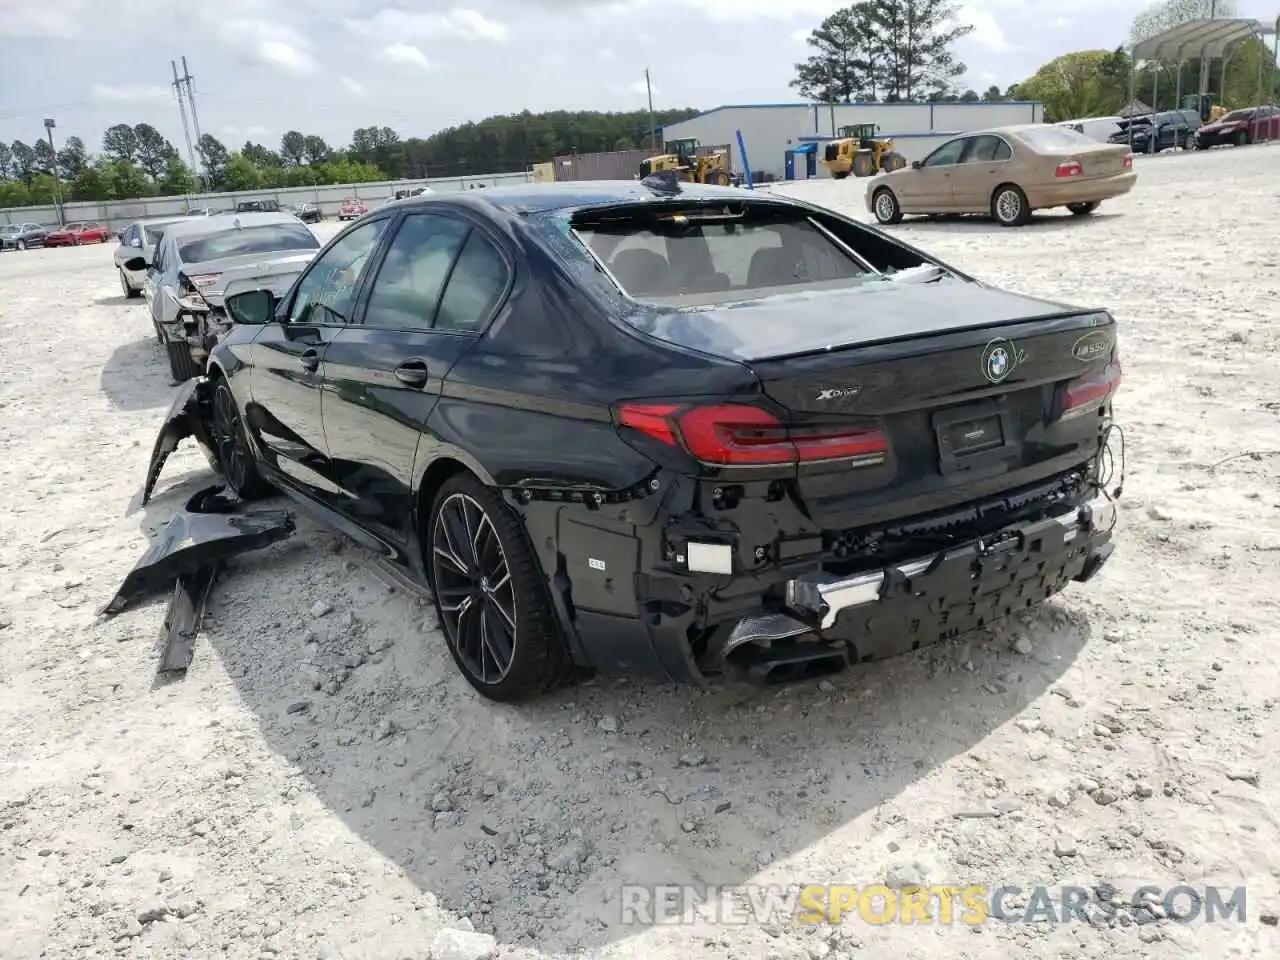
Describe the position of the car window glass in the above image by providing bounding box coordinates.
[288,220,387,326]
[435,231,508,332]
[993,138,1012,160]
[963,136,1001,162]
[924,139,967,166]
[363,214,469,330]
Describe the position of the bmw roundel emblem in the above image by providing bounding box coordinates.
[981,338,1019,383]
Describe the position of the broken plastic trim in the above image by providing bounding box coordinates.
[142,376,220,506]
[99,508,295,617]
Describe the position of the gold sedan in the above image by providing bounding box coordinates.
[865,124,1136,227]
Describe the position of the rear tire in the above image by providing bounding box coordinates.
[165,339,200,383]
[852,151,876,178]
[1182,132,1195,150]
[992,184,1032,227]
[872,187,902,225]
[1067,201,1100,216]
[705,168,732,186]
[16,240,25,251]
[1234,130,1250,146]
[209,379,273,500]
[832,171,849,180]
[428,472,571,702]
[882,151,907,172]
[120,270,141,299]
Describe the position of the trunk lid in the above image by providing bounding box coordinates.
[635,280,1117,530]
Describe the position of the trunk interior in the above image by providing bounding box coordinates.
[748,312,1115,532]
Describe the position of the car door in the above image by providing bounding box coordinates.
[950,134,1013,212]
[145,235,170,316]
[246,217,391,500]
[899,138,967,212]
[320,209,508,547]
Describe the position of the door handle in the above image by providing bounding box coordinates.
[394,359,429,388]
[298,346,324,372]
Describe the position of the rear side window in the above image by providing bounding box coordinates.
[570,209,872,305]
[144,225,168,244]
[1018,125,1098,151]
[435,231,508,331]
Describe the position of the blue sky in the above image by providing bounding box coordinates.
[0,0,1275,156]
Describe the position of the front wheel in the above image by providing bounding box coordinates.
[1234,130,1250,147]
[992,184,1032,227]
[872,187,902,225]
[1067,201,1099,216]
[210,380,273,499]
[428,473,570,701]
[120,269,141,299]
[1183,132,1195,150]
[15,240,25,251]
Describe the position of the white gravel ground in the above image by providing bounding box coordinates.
[2,145,1279,960]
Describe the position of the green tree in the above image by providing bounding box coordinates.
[1130,0,1236,45]
[134,123,177,180]
[0,142,12,180]
[32,139,55,174]
[11,142,38,184]
[70,159,114,201]
[791,4,882,102]
[56,136,88,180]
[866,0,975,100]
[196,134,229,184]
[221,153,262,190]
[106,160,151,199]
[302,135,331,164]
[241,142,281,167]
[160,155,195,195]
[102,123,139,163]
[280,130,306,165]
[1013,48,1133,121]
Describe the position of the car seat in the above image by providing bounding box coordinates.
[609,248,670,297]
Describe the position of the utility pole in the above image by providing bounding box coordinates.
[43,118,63,225]
[171,60,200,193]
[174,56,207,191]
[645,68,657,149]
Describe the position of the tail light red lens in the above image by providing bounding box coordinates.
[1056,160,1084,178]
[615,402,888,467]
[1061,361,1122,420]
[1122,153,1133,169]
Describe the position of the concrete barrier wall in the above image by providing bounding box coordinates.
[0,170,536,229]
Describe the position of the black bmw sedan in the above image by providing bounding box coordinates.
[177,178,1121,701]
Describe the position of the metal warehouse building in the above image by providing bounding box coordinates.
[660,100,1045,180]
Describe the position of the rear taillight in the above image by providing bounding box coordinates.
[1060,361,1122,421]
[1122,153,1133,169]
[614,402,888,467]
[1056,160,1083,178]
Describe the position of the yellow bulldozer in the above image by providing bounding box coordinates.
[639,138,733,186]
[820,124,907,179]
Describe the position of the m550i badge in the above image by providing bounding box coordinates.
[1071,330,1111,362]
[815,385,862,401]
[981,337,1027,384]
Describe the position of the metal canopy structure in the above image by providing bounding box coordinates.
[1128,16,1280,109]
[1132,17,1268,63]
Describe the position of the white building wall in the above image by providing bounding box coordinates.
[661,101,1045,180]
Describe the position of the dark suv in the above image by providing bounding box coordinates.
[1108,110,1198,153]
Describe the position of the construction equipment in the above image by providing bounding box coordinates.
[820,124,907,179]
[638,138,733,186]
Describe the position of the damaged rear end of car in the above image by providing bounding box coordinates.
[528,193,1122,686]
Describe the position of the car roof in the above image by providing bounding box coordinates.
[392,179,756,215]
[161,211,306,241]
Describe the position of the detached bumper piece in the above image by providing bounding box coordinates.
[142,376,220,506]
[100,488,294,674]
[727,496,1117,685]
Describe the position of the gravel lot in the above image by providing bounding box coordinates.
[3,146,1279,960]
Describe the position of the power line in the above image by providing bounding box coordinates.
[171,59,199,188]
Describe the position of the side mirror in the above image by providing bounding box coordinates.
[122,256,147,272]
[911,160,922,169]
[226,289,276,326]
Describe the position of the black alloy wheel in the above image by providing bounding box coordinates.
[210,381,271,499]
[431,491,519,686]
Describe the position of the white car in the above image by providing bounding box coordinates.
[380,186,434,208]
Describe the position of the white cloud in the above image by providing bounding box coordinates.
[962,7,1010,52]
[599,47,615,60]
[257,39,319,73]
[0,0,84,37]
[792,28,812,42]
[1052,15,1073,26]
[90,83,172,103]
[345,7,508,42]
[544,53,566,66]
[340,76,367,96]
[380,43,432,69]
[626,79,657,96]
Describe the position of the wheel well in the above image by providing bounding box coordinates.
[873,185,894,201]
[990,182,1024,209]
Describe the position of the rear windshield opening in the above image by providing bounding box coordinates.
[177,223,320,263]
[570,208,877,305]
[1019,125,1098,151]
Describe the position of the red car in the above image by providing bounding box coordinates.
[44,221,113,247]
[337,198,367,221]
[1195,105,1280,148]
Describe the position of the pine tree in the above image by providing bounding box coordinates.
[865,0,975,101]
